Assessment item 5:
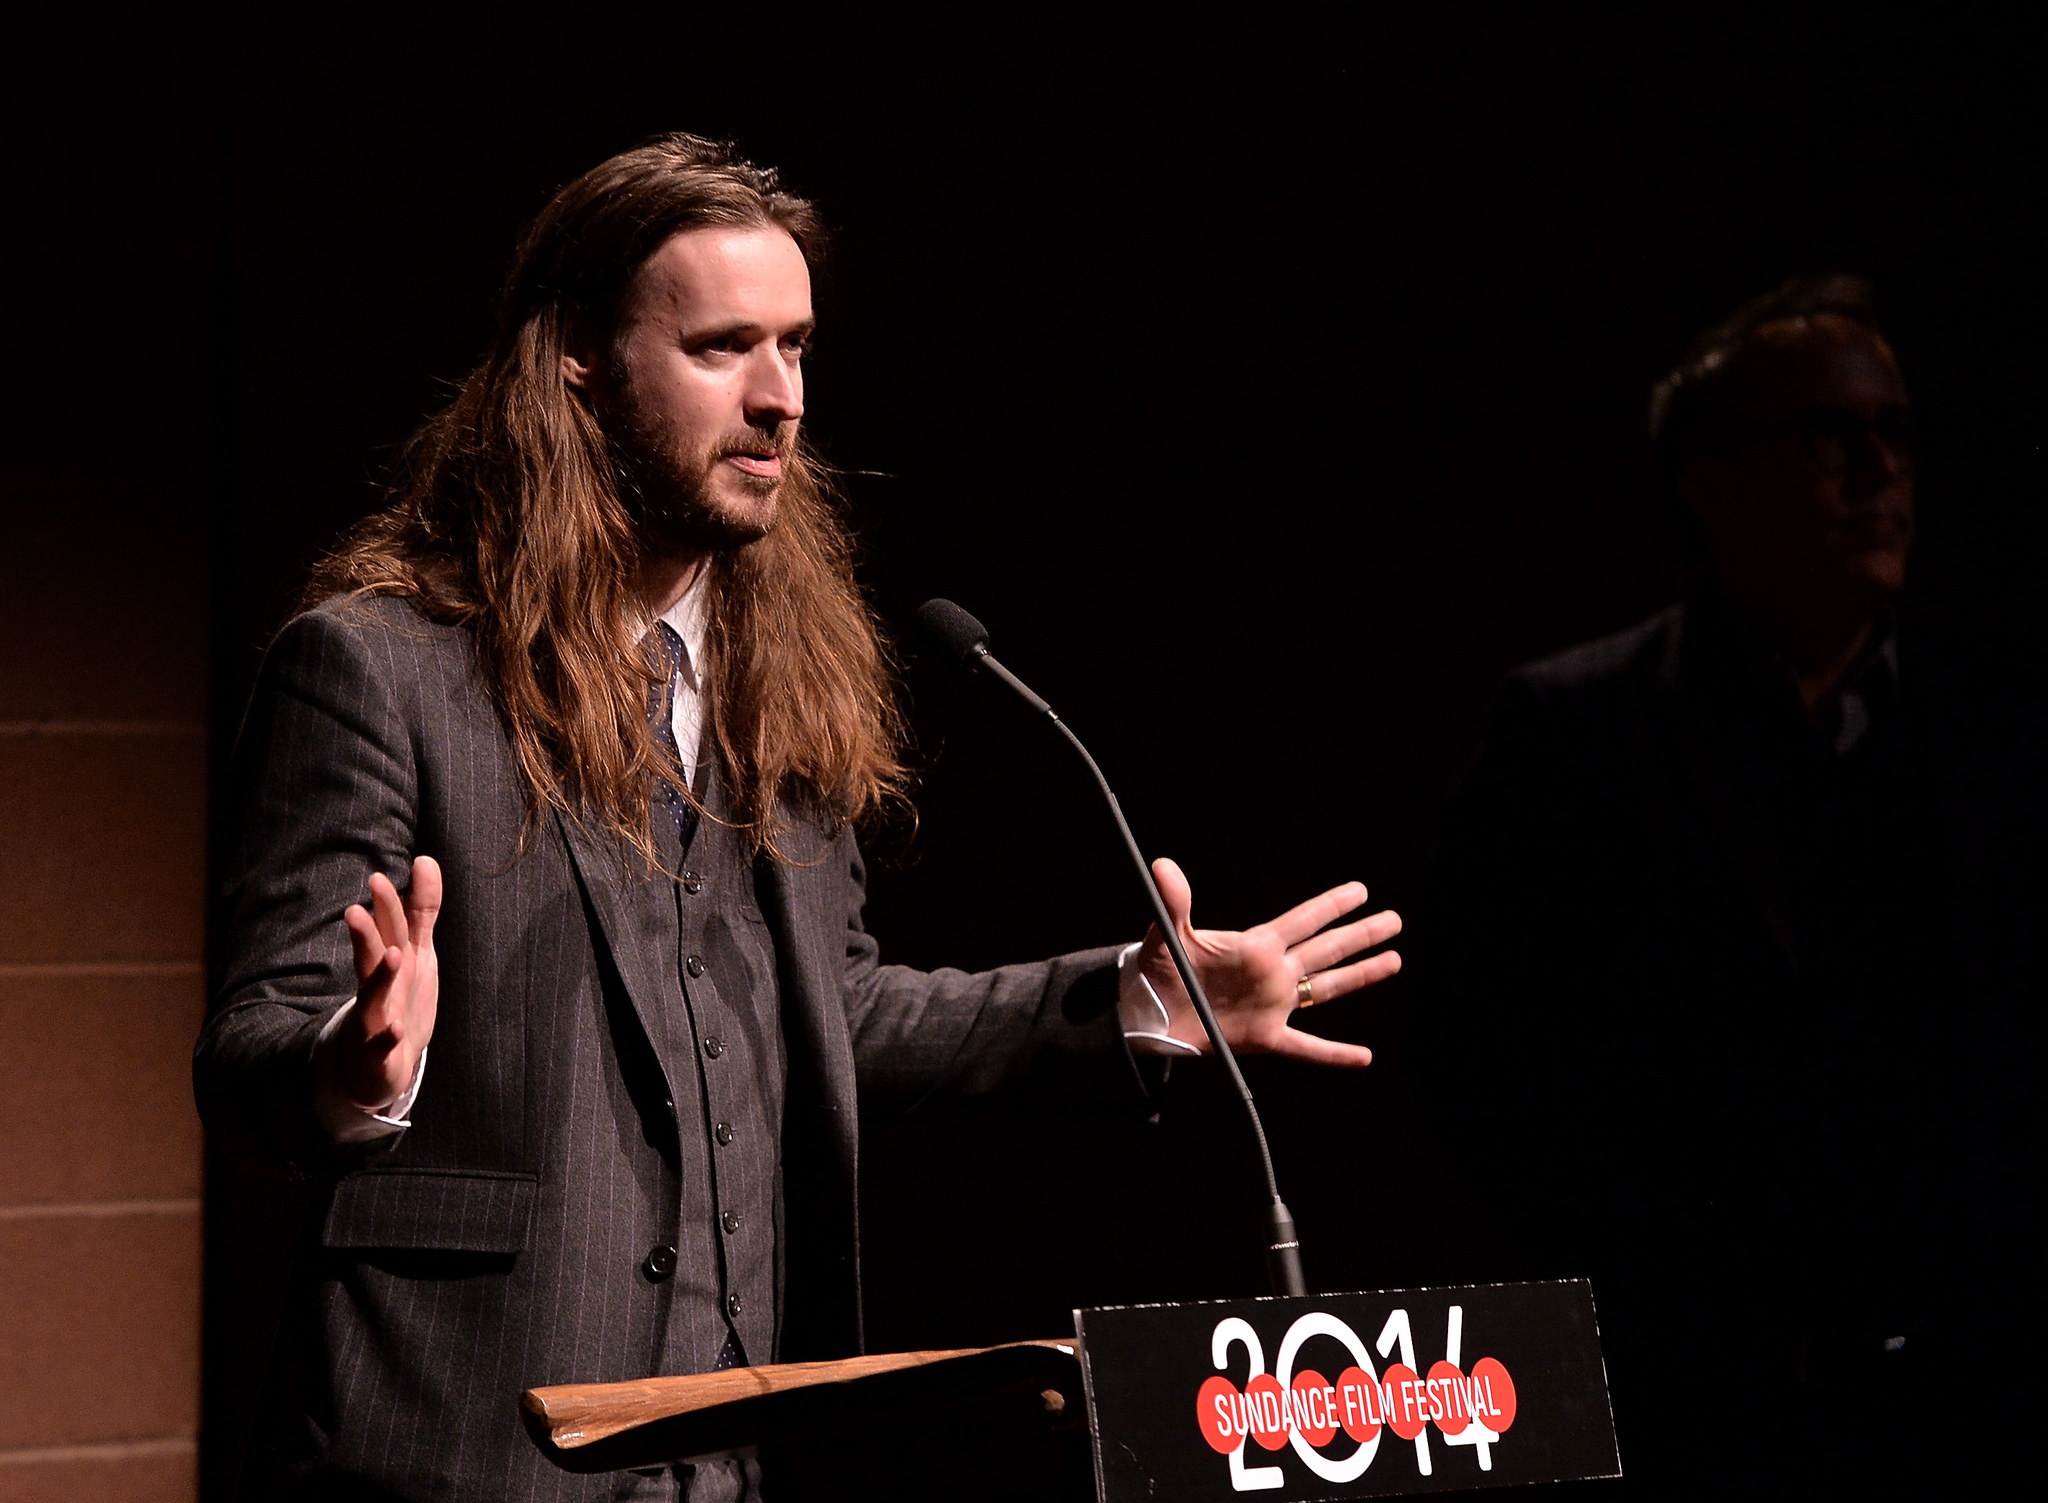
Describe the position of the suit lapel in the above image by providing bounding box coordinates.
[554,808,681,1093]
[755,810,866,1359]
[756,814,858,1116]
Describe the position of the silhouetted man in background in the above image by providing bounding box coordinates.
[1419,274,2039,1492]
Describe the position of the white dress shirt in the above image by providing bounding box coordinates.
[658,570,712,792]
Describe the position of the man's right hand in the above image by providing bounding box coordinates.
[326,856,443,1113]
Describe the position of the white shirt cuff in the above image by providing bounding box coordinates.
[1116,941,1202,1057]
[314,998,427,1143]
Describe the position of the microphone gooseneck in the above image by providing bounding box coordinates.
[914,599,1308,1298]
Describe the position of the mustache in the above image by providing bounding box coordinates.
[711,428,792,462]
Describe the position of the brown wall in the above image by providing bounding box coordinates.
[0,481,209,1499]
[0,14,214,1498]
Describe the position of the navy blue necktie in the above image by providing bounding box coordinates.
[647,621,699,849]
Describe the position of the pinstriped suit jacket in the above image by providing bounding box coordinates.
[196,594,1146,1500]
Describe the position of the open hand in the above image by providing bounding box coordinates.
[1134,858,1400,1066]
[328,856,443,1111]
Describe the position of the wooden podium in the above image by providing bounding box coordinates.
[523,1339,1094,1501]
[524,1283,1621,1500]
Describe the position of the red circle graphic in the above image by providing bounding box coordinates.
[1469,1357,1517,1434]
[1195,1374,1242,1454]
[1335,1365,1383,1443]
[1428,1360,1470,1436]
[1381,1363,1427,1440]
[1290,1368,1338,1447]
[1245,1373,1289,1451]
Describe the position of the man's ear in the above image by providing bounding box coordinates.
[560,313,603,391]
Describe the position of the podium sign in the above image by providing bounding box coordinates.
[1076,1280,1619,1499]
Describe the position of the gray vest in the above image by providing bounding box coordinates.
[648,756,786,1373]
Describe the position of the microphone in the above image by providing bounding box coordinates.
[913,598,1308,1298]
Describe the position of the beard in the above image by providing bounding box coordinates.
[605,408,790,554]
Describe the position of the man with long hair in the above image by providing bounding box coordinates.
[198,134,1403,1501]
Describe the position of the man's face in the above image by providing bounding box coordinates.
[1681,314,1915,618]
[575,225,814,551]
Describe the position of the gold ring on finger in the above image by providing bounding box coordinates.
[1295,974,1315,1007]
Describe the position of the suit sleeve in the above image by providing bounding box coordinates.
[194,607,420,1177]
[832,840,1163,1119]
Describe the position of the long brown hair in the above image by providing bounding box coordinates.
[305,134,910,859]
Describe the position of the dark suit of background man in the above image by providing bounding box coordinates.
[195,135,1406,1502]
[1419,273,2041,1493]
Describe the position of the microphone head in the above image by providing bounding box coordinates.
[914,598,990,669]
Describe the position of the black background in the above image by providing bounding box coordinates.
[6,6,2040,1496]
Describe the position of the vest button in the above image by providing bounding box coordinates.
[683,872,704,894]
[714,1121,734,1146]
[644,1244,678,1280]
[722,1211,742,1234]
[704,1037,724,1059]
[685,955,705,978]
[727,1293,744,1318]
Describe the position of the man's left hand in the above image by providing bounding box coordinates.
[1134,858,1401,1066]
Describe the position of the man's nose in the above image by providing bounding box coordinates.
[1850,429,1912,493]
[743,349,804,429]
